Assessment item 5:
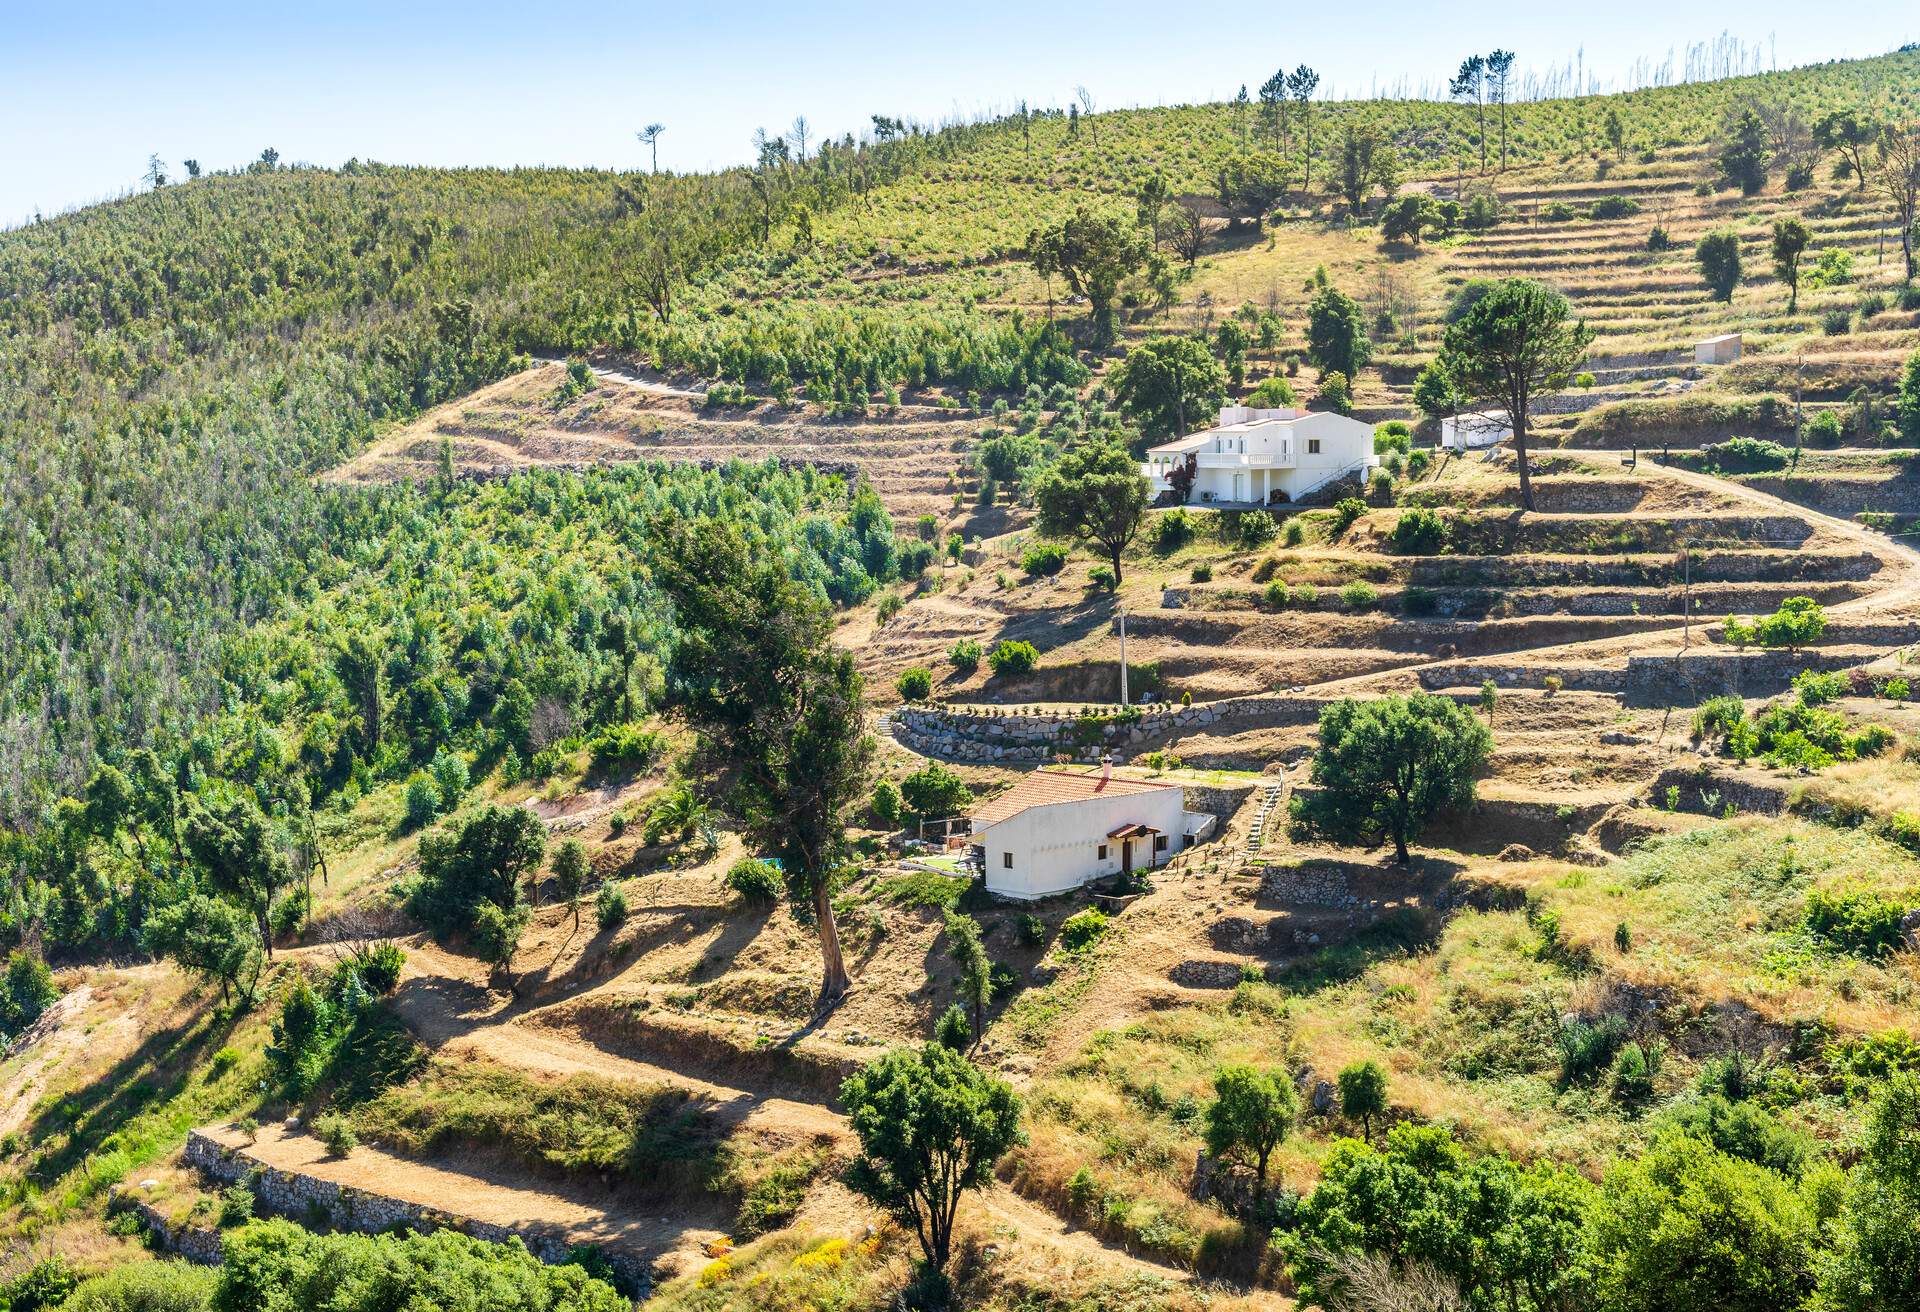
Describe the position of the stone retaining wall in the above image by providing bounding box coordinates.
[110,1192,224,1264]
[183,1132,648,1289]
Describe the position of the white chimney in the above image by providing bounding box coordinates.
[1100,754,1113,782]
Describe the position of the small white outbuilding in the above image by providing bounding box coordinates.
[1439,410,1512,451]
[967,766,1213,901]
[1695,333,1743,365]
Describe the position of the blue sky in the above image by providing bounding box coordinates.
[4,1,1913,225]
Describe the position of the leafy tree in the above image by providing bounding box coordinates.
[1696,229,1744,302]
[1291,692,1491,864]
[1819,1073,1920,1310]
[184,796,294,958]
[1874,120,1920,282]
[841,1043,1024,1271]
[1284,1124,1597,1312]
[1033,438,1151,585]
[1216,152,1292,228]
[901,764,972,818]
[408,804,547,937]
[1605,107,1627,158]
[551,838,591,927]
[144,894,264,1008]
[896,666,933,702]
[1204,1064,1297,1195]
[1437,278,1594,511]
[1109,335,1227,440]
[1306,285,1372,380]
[1718,108,1774,195]
[1898,349,1920,444]
[1338,125,1394,212]
[942,909,993,1044]
[1337,1060,1390,1141]
[1593,1134,1816,1312]
[1413,360,1460,418]
[0,950,58,1038]
[653,515,875,1006]
[1815,109,1879,191]
[1771,216,1813,312]
[1026,206,1150,343]
[1247,375,1297,407]
[1381,193,1439,245]
[471,899,533,993]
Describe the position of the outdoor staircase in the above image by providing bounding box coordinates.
[1243,779,1287,858]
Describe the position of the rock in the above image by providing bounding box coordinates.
[1496,843,1536,862]
[1903,908,1920,953]
[1309,1080,1337,1115]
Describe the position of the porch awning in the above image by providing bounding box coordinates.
[1106,822,1161,839]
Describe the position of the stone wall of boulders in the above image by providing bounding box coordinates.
[109,1191,225,1264]
[183,1132,648,1289]
[892,702,1227,763]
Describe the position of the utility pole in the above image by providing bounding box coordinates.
[1681,547,1691,650]
[1117,604,1129,706]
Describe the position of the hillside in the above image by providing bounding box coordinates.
[6,43,1920,1312]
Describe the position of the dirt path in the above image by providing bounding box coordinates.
[202,1120,727,1273]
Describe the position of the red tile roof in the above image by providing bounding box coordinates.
[968,769,1177,827]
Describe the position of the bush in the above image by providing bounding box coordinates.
[356,942,406,994]
[1317,371,1354,416]
[1703,435,1791,472]
[1803,887,1910,957]
[936,1003,971,1051]
[1659,1094,1812,1176]
[987,640,1039,677]
[1152,508,1197,550]
[1021,543,1068,577]
[595,883,629,931]
[3,1256,77,1312]
[428,750,469,810]
[1793,669,1848,706]
[1060,908,1110,951]
[1087,563,1117,591]
[1016,913,1047,947]
[1824,308,1853,336]
[871,778,903,826]
[219,1182,256,1227]
[896,667,933,701]
[1388,508,1449,555]
[947,638,982,672]
[314,1112,359,1157]
[726,858,784,905]
[403,772,442,830]
[1265,580,1290,609]
[61,1259,218,1312]
[1588,195,1642,220]
[901,764,972,818]
[1804,411,1844,446]
[1235,511,1279,550]
[1339,580,1379,610]
[1691,695,1748,741]
[586,722,665,773]
[1557,1014,1630,1086]
[1330,498,1366,534]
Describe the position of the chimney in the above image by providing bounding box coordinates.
[1099,754,1113,784]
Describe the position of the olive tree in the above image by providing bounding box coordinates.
[1109,334,1227,441]
[1033,439,1150,585]
[1205,1064,1298,1196]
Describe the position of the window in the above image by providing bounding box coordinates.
[1154,835,1169,852]
[1097,844,1108,860]
[1002,851,1014,869]
[1183,833,1196,848]
[1307,438,1321,454]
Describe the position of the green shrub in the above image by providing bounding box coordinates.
[726,858,784,905]
[1237,512,1279,549]
[1610,1040,1662,1104]
[1016,913,1047,947]
[428,750,469,810]
[61,1259,218,1312]
[403,772,441,831]
[1388,508,1449,555]
[1293,582,1318,606]
[1703,435,1791,472]
[1265,580,1290,608]
[1153,508,1197,550]
[1793,669,1849,706]
[1060,908,1110,951]
[1557,1014,1630,1086]
[1190,562,1213,582]
[936,1003,971,1051]
[355,943,406,994]
[1882,677,1911,700]
[1088,563,1118,591]
[1803,887,1910,957]
[314,1112,359,1157]
[871,779,903,826]
[896,666,933,701]
[1824,308,1853,335]
[1588,194,1642,220]
[1805,410,1845,446]
[1339,580,1379,610]
[3,1256,77,1312]
[1656,1094,1811,1177]
[586,722,665,773]
[1021,543,1068,576]
[219,1182,256,1227]
[987,640,1039,677]
[595,883,629,931]
[1330,498,1366,534]
[1692,695,1747,741]
[947,638,982,672]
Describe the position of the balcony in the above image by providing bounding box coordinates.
[1195,448,1293,470]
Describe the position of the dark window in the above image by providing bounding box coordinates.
[1002,851,1014,869]
[1154,835,1169,852]
[1097,844,1108,859]
[1183,833,1195,848]
[1307,438,1322,454]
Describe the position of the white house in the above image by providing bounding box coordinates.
[1440,410,1512,451]
[1696,333,1742,365]
[1143,404,1379,505]
[967,766,1214,901]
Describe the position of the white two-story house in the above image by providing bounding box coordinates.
[1143,404,1379,505]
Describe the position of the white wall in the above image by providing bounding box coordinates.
[1273,412,1374,498]
[973,787,1189,899]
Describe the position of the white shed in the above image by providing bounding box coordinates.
[1695,333,1742,365]
[1440,410,1512,451]
[967,767,1212,900]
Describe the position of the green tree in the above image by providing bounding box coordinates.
[901,764,972,818]
[942,909,993,1045]
[841,1043,1024,1271]
[1284,1124,1597,1312]
[1337,1059,1389,1142]
[143,894,264,1008]
[1026,205,1150,344]
[1696,229,1744,302]
[1291,692,1491,865]
[1204,1063,1297,1195]
[1288,66,1321,191]
[1413,360,1460,418]
[1605,106,1627,158]
[1815,109,1878,190]
[0,950,58,1038]
[1819,1073,1920,1311]
[1381,193,1438,245]
[1258,69,1289,151]
[1437,278,1594,512]
[1033,438,1151,585]
[1898,349,1920,443]
[1718,109,1774,195]
[184,796,294,958]
[1109,334,1227,440]
[1593,1135,1816,1312]
[653,515,876,1006]
[470,899,533,994]
[1216,152,1293,228]
[1306,285,1372,380]
[551,838,591,927]
[409,803,545,938]
[1771,216,1813,312]
[1337,125,1394,212]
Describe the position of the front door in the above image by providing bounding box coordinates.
[1120,838,1133,878]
